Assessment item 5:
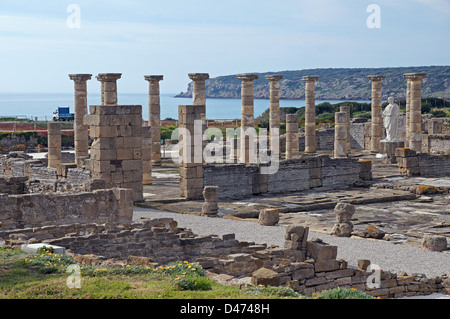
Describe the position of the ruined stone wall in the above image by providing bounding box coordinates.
[317,129,334,150]
[397,148,450,177]
[2,217,448,298]
[0,188,133,230]
[427,134,450,154]
[204,155,366,199]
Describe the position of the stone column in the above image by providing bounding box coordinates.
[178,104,205,200]
[367,75,386,153]
[265,75,283,152]
[285,114,299,159]
[69,74,92,165]
[144,75,164,166]
[334,112,348,158]
[202,186,219,216]
[47,122,61,169]
[237,73,259,163]
[339,105,351,155]
[404,78,412,148]
[142,126,152,185]
[188,73,209,121]
[302,76,319,154]
[404,73,427,152]
[96,73,122,105]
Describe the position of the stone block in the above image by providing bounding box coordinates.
[258,208,279,226]
[251,268,280,287]
[421,235,448,252]
[307,239,338,262]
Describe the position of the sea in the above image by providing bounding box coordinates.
[0,93,369,121]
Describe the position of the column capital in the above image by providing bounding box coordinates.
[188,73,209,81]
[69,74,92,83]
[403,73,427,81]
[265,74,283,81]
[302,76,319,82]
[367,75,386,82]
[144,75,164,82]
[237,73,259,81]
[96,73,122,82]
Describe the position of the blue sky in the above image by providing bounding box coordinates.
[0,0,449,94]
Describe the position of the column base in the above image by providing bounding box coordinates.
[380,140,405,163]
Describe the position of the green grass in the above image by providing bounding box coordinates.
[0,248,375,299]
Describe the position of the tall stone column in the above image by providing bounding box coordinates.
[69,74,92,165]
[404,78,412,148]
[142,126,152,185]
[334,112,348,158]
[188,73,209,121]
[367,75,385,153]
[340,105,351,155]
[237,73,259,163]
[265,75,283,152]
[302,76,319,154]
[47,122,61,169]
[96,73,122,105]
[144,75,164,166]
[285,114,299,159]
[404,73,427,152]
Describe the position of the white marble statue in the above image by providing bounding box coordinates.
[383,96,400,141]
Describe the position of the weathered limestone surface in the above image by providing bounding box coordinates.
[188,73,209,121]
[69,74,92,165]
[331,202,355,237]
[47,122,61,169]
[84,104,143,201]
[266,75,283,152]
[258,208,279,226]
[202,186,219,216]
[404,73,427,152]
[142,126,152,185]
[302,76,319,154]
[237,73,258,163]
[144,75,163,166]
[334,112,348,158]
[285,114,299,159]
[96,73,122,105]
[368,75,386,153]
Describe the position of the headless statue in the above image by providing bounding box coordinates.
[383,97,400,141]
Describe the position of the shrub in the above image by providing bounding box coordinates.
[23,250,75,274]
[246,285,301,298]
[314,287,375,299]
[174,276,213,291]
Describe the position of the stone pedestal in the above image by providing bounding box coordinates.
[202,186,219,216]
[144,75,164,166]
[285,114,299,159]
[380,140,405,164]
[404,73,427,152]
[302,76,319,154]
[266,75,283,152]
[368,75,386,153]
[96,73,122,105]
[69,74,92,165]
[47,122,61,169]
[237,73,258,163]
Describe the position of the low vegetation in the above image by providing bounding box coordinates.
[0,248,376,299]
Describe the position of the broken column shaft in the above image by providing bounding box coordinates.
[302,76,319,154]
[144,75,164,166]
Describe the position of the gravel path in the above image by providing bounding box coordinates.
[133,207,450,278]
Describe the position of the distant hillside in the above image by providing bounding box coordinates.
[176,66,450,100]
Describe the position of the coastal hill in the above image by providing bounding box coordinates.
[176,66,450,100]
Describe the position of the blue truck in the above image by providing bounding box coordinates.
[53,106,74,121]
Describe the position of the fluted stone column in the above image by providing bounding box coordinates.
[404,73,427,152]
[286,114,299,159]
[188,73,209,121]
[69,74,92,165]
[142,126,152,185]
[144,75,164,166]
[302,76,319,154]
[47,122,61,169]
[266,75,283,152]
[334,112,348,158]
[237,73,258,163]
[96,73,122,105]
[368,75,385,153]
[340,105,351,155]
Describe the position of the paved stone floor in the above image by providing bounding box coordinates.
[140,154,450,250]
